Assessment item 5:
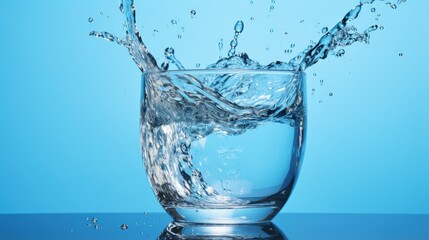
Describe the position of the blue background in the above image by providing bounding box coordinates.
[0,0,428,214]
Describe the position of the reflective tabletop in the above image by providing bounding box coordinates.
[1,213,428,239]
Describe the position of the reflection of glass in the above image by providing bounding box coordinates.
[158,221,287,240]
[141,70,306,223]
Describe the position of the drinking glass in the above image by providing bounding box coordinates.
[140,69,306,224]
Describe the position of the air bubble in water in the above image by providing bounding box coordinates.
[94,225,100,230]
[290,43,295,48]
[271,0,276,3]
[320,79,324,85]
[270,6,275,11]
[190,10,196,17]
[399,53,403,57]
[171,20,177,25]
[250,17,254,21]
[371,8,376,12]
[88,17,93,23]
[177,35,182,39]
[284,49,292,54]
[379,26,384,30]
[329,92,333,96]
[300,19,304,23]
[91,218,98,224]
[99,12,103,15]
[313,73,317,76]
[270,29,274,33]
[319,100,323,103]
[322,27,328,33]
[120,224,129,230]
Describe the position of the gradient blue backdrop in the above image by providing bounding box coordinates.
[0,0,428,214]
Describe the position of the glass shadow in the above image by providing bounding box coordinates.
[158,221,287,239]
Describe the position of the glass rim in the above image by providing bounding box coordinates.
[142,69,304,75]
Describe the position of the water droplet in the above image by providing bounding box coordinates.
[250,17,254,21]
[177,34,182,39]
[165,47,175,56]
[153,29,158,33]
[377,14,381,17]
[265,47,270,51]
[313,73,317,76]
[399,53,403,57]
[290,43,295,48]
[284,49,292,54]
[336,49,346,57]
[371,8,376,12]
[250,0,253,4]
[269,29,274,33]
[181,27,185,32]
[270,6,275,11]
[320,79,324,85]
[120,224,129,230]
[144,212,147,215]
[88,17,93,23]
[329,92,333,96]
[284,32,288,35]
[234,21,244,33]
[195,63,200,68]
[319,100,323,103]
[161,62,169,71]
[322,27,328,33]
[190,10,196,17]
[386,2,397,9]
[218,39,224,51]
[91,217,98,224]
[99,12,103,15]
[379,26,384,30]
[271,0,276,3]
[312,88,315,92]
[300,19,304,23]
[171,20,177,25]
[86,223,91,227]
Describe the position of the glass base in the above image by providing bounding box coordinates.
[165,205,281,224]
[158,221,286,240]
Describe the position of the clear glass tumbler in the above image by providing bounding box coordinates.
[140,69,306,224]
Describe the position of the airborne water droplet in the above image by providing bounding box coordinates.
[270,6,275,11]
[120,224,129,230]
[399,53,403,57]
[336,49,346,57]
[300,19,304,23]
[250,17,254,21]
[322,27,328,33]
[177,34,182,39]
[379,26,384,30]
[234,21,244,33]
[270,29,274,33]
[329,92,333,96]
[290,43,295,48]
[88,17,93,23]
[91,218,98,224]
[171,20,177,25]
[371,8,376,12]
[190,10,196,17]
